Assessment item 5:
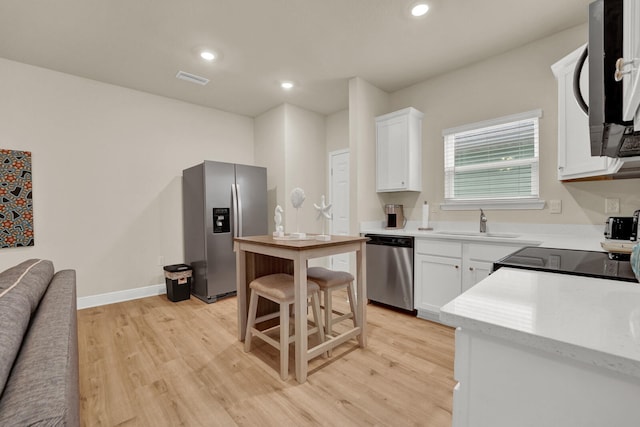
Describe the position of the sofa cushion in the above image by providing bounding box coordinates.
[0,259,54,394]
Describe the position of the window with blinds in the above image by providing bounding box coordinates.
[443,110,541,203]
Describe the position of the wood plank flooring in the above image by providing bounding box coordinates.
[77,292,455,426]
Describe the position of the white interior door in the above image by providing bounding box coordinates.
[329,149,350,272]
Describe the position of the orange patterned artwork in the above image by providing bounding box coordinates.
[0,149,33,248]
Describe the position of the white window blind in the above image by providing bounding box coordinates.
[443,110,541,203]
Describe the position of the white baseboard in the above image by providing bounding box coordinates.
[416,309,444,325]
[77,283,166,310]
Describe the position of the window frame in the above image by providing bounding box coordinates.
[440,109,545,211]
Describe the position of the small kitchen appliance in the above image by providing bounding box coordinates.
[604,216,635,240]
[384,204,405,229]
[574,0,640,159]
[632,209,640,241]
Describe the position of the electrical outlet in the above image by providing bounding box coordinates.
[549,199,562,214]
[157,255,165,266]
[605,198,620,214]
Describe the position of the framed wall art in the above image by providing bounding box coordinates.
[0,149,33,248]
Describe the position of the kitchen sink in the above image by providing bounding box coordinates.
[434,231,520,238]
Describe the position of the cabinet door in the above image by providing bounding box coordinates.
[552,46,612,180]
[462,243,524,292]
[462,260,492,293]
[623,0,640,121]
[376,115,408,191]
[414,254,461,315]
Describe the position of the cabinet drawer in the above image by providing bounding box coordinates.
[416,239,462,257]
[465,243,522,262]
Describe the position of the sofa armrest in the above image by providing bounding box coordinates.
[0,270,79,426]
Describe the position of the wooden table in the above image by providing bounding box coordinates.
[234,234,368,383]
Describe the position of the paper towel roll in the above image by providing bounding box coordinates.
[422,202,430,229]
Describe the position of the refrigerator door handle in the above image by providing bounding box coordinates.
[231,183,239,238]
[236,184,243,237]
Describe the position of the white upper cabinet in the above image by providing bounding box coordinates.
[623,0,640,122]
[375,107,423,192]
[551,46,620,180]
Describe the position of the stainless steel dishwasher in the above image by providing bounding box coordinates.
[365,234,414,311]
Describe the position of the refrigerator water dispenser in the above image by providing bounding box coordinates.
[213,208,230,233]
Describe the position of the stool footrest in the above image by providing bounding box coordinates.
[307,327,361,359]
[251,328,284,349]
[254,311,280,324]
[251,320,322,344]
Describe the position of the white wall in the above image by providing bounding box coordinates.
[358,24,640,226]
[254,104,286,234]
[326,109,349,154]
[255,104,327,235]
[0,58,254,298]
[284,104,326,234]
[348,77,390,231]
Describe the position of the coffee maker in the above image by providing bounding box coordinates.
[385,204,405,229]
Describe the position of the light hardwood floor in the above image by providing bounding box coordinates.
[78,292,455,426]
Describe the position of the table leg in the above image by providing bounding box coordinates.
[356,242,367,347]
[235,244,247,341]
[293,255,308,383]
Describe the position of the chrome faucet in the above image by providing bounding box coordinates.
[480,209,487,233]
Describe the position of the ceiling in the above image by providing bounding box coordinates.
[0,0,591,117]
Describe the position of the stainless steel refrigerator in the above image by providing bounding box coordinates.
[183,161,267,303]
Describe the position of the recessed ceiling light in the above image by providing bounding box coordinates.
[200,51,216,61]
[281,81,294,90]
[411,3,429,17]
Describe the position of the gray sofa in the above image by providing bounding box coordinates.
[0,259,79,426]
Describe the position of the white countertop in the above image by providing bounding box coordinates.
[440,267,640,379]
[360,221,605,251]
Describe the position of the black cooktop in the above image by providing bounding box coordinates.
[493,246,638,283]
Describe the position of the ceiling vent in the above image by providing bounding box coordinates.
[175,71,209,86]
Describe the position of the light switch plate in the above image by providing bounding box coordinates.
[549,199,562,214]
[605,198,620,214]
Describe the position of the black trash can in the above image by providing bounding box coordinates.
[163,264,192,302]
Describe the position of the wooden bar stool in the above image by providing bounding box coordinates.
[244,273,325,380]
[306,267,357,338]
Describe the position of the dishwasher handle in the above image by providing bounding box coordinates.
[364,234,414,248]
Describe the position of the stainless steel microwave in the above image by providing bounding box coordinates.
[574,0,640,158]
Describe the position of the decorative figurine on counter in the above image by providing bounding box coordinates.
[273,205,284,237]
[290,187,306,238]
[313,195,332,241]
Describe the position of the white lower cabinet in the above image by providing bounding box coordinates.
[415,239,462,322]
[452,328,640,427]
[415,239,525,322]
[461,242,522,293]
[462,260,492,293]
[415,254,461,319]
